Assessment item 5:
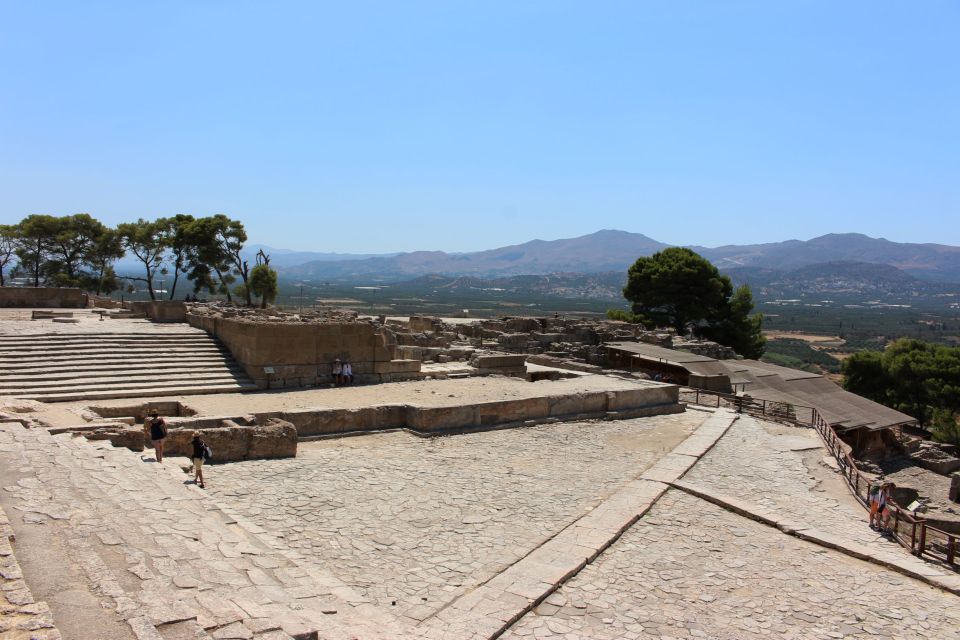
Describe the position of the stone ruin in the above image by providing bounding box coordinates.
[392,314,737,374]
[184,302,422,388]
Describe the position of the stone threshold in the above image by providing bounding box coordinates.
[418,411,740,639]
[670,479,960,598]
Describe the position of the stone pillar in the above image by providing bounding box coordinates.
[950,473,960,503]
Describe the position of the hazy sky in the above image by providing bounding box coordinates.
[1,2,957,252]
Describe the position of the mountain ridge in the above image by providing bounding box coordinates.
[276,230,960,283]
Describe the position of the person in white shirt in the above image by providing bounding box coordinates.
[331,359,342,386]
[341,360,353,385]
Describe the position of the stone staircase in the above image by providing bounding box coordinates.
[0,331,258,402]
[0,421,413,640]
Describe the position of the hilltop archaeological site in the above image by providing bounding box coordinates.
[2,288,960,640]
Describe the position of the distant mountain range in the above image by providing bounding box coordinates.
[277,230,668,281]
[724,261,956,301]
[271,230,960,284]
[375,260,955,305]
[695,233,960,282]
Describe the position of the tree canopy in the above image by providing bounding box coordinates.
[618,247,765,358]
[1,212,260,305]
[843,339,960,444]
[249,263,278,309]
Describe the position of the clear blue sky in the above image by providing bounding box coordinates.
[1,1,957,252]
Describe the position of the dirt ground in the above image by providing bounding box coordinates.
[764,330,846,346]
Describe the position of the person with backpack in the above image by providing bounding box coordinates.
[148,412,168,463]
[190,431,211,488]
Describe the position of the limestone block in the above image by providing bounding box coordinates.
[548,392,606,418]
[108,427,146,452]
[374,359,422,374]
[0,286,87,307]
[407,405,477,432]
[607,385,678,411]
[472,354,528,369]
[476,397,550,426]
[248,419,297,459]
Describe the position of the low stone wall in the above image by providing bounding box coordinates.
[88,295,122,309]
[124,300,187,322]
[0,287,87,308]
[470,353,528,378]
[215,383,680,437]
[67,384,681,447]
[186,313,421,388]
[70,418,298,461]
[525,354,603,374]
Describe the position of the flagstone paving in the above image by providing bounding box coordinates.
[4,397,960,640]
[501,490,960,640]
[205,412,706,626]
[681,415,959,584]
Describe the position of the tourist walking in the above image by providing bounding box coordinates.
[878,482,896,533]
[190,431,209,488]
[341,359,353,385]
[869,479,883,529]
[148,412,168,463]
[331,358,342,386]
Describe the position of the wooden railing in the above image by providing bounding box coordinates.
[681,386,958,570]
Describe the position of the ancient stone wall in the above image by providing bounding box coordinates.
[88,295,122,309]
[186,384,679,437]
[126,300,187,322]
[0,287,87,308]
[73,418,298,461]
[186,312,420,388]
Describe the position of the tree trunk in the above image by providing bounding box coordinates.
[214,267,232,303]
[241,263,252,306]
[169,268,180,300]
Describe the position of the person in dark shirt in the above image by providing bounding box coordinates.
[190,431,207,488]
[148,412,167,463]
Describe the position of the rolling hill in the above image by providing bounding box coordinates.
[279,230,960,284]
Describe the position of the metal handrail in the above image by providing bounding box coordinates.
[680,386,958,569]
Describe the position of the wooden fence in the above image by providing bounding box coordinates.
[681,386,958,569]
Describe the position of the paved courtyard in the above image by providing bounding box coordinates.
[3,395,960,639]
[206,412,704,625]
[501,490,960,640]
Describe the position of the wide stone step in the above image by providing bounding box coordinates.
[0,363,247,381]
[0,343,217,352]
[13,382,260,402]
[0,354,231,368]
[0,423,402,638]
[1,371,249,392]
[0,333,219,344]
[0,426,321,638]
[0,327,254,401]
[0,346,226,359]
[2,373,251,394]
[0,333,214,342]
[0,358,243,374]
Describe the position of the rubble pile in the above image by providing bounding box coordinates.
[672,336,738,360]
[186,301,363,324]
